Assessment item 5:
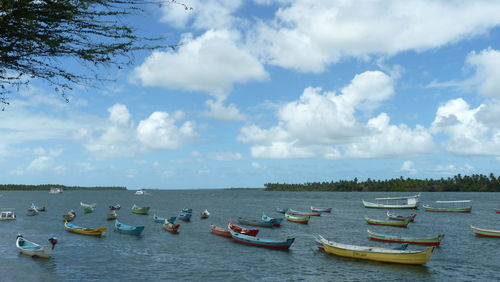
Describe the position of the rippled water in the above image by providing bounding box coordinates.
[0,190,498,281]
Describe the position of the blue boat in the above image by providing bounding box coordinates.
[153,214,166,223]
[262,213,283,227]
[238,217,275,228]
[114,219,145,236]
[287,208,321,217]
[179,212,192,222]
[229,230,294,250]
[166,216,177,223]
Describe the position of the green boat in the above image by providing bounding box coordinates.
[284,213,310,224]
[365,216,410,227]
[471,225,500,238]
[83,207,94,214]
[495,208,500,214]
[367,229,444,246]
[423,200,472,213]
[131,204,150,215]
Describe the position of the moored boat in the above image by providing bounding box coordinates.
[27,208,38,216]
[496,208,500,214]
[134,189,148,195]
[276,208,287,214]
[387,211,416,222]
[471,225,500,238]
[285,213,310,224]
[16,235,58,258]
[31,203,46,212]
[181,208,192,213]
[210,224,232,238]
[287,208,321,217]
[83,206,94,214]
[0,210,16,220]
[365,216,410,227]
[62,210,76,222]
[131,204,150,215]
[107,210,118,220]
[179,212,192,222]
[228,220,259,236]
[64,221,106,236]
[362,194,420,209]
[367,229,444,246]
[163,221,180,233]
[237,217,275,228]
[200,209,210,219]
[230,230,294,250]
[316,235,435,265]
[80,202,97,208]
[109,204,121,210]
[115,219,144,236]
[262,213,283,227]
[423,200,472,213]
[153,214,166,223]
[310,206,332,213]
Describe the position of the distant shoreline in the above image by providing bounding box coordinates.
[0,184,127,191]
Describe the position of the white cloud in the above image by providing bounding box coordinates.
[435,164,474,175]
[108,104,131,125]
[210,152,243,161]
[401,160,417,174]
[203,97,246,121]
[251,161,264,169]
[465,48,500,98]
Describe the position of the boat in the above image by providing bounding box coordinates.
[83,206,94,214]
[181,208,192,213]
[166,216,177,224]
[316,238,409,252]
[310,206,332,213]
[470,225,500,238]
[200,209,210,219]
[367,229,445,246]
[210,224,232,238]
[153,214,166,223]
[495,208,500,214]
[228,220,259,236]
[237,217,275,228]
[80,202,97,208]
[285,213,310,224]
[262,213,283,227]
[423,200,472,212]
[362,194,420,209]
[163,221,180,233]
[49,187,63,194]
[387,211,416,222]
[64,221,106,236]
[62,210,76,222]
[114,219,145,236]
[134,189,149,195]
[230,230,295,250]
[276,208,287,214]
[16,235,58,258]
[0,210,16,220]
[178,212,192,222]
[26,208,38,216]
[107,210,118,220]
[109,204,121,210]
[31,203,45,212]
[365,216,410,227]
[287,208,321,217]
[316,235,435,265]
[131,204,150,215]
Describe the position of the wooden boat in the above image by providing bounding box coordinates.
[262,213,283,227]
[178,212,192,222]
[228,220,259,236]
[276,208,287,214]
[64,221,106,236]
[80,202,97,208]
[83,206,94,214]
[166,216,177,224]
[237,217,275,228]
[365,216,410,227]
[200,209,210,219]
[0,210,16,220]
[163,221,180,233]
[16,235,58,258]
[107,210,118,220]
[310,206,332,213]
[181,208,192,213]
[109,204,121,210]
[26,208,38,216]
[31,203,46,212]
[423,200,472,212]
[316,238,409,252]
[287,208,321,217]
[153,214,166,223]
[115,219,144,236]
[367,229,444,246]
[230,230,294,250]
[317,235,435,264]
[131,204,150,215]
[387,211,416,222]
[471,225,500,238]
[285,212,310,224]
[210,224,232,238]
[362,194,420,209]
[62,210,76,222]
[495,208,500,214]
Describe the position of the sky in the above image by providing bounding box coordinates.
[2,0,500,189]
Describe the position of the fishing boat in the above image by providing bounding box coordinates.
[109,204,121,210]
[423,200,472,212]
[134,189,148,195]
[230,230,295,250]
[166,216,177,224]
[200,209,210,219]
[365,216,410,227]
[316,238,409,252]
[83,206,94,214]
[495,208,500,214]
[107,210,118,220]
[181,208,192,213]
[276,208,287,214]
[114,219,145,236]
[62,210,76,222]
[31,203,46,212]
[470,225,500,238]
[26,208,38,216]
[179,212,192,222]
[64,221,106,236]
[287,208,321,217]
[367,229,444,246]
[310,206,332,213]
[285,213,310,224]
[0,210,16,220]
[16,235,58,258]
[80,202,97,208]
[262,213,283,227]
[316,235,435,265]
[153,214,166,223]
[387,211,417,222]
[362,194,420,209]
[237,217,275,228]
[49,187,63,194]
[163,221,180,233]
[228,220,259,236]
[131,204,150,215]
[210,224,232,238]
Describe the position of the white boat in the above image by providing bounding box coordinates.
[16,235,58,258]
[200,209,210,219]
[362,194,420,209]
[80,202,97,208]
[0,210,16,220]
[135,189,149,195]
[49,187,63,194]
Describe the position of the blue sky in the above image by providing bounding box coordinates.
[2,0,500,189]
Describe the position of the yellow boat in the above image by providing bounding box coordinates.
[317,235,435,265]
[64,221,107,236]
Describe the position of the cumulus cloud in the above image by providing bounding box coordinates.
[465,48,500,98]
[401,160,417,174]
[203,97,246,121]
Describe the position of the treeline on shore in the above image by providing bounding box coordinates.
[264,173,500,192]
[0,184,127,191]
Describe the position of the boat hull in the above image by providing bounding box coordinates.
[115,220,144,236]
[471,225,500,237]
[365,217,409,228]
[210,225,232,238]
[285,213,310,224]
[367,230,444,246]
[287,209,321,216]
[363,200,418,209]
[163,222,180,233]
[16,238,52,258]
[311,207,332,213]
[237,217,275,227]
[228,220,259,236]
[64,222,106,236]
[131,206,150,215]
[230,231,294,250]
[423,205,472,213]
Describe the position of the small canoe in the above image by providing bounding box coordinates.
[423,205,472,213]
[200,209,210,219]
[64,221,106,236]
[0,210,16,220]
[237,217,275,228]
[131,204,150,215]
[62,210,76,222]
[115,219,145,236]
[387,211,416,222]
[262,213,283,227]
[210,224,231,238]
[228,220,259,236]
[310,206,332,213]
[27,208,38,216]
[16,235,58,258]
[287,208,321,217]
[107,210,118,220]
[80,202,97,208]
[317,235,435,265]
[31,203,46,212]
[181,208,192,213]
[163,221,180,234]
[179,212,192,222]
[153,214,166,223]
[367,229,444,246]
[285,213,310,224]
[276,208,287,214]
[109,204,121,210]
[316,238,409,252]
[230,230,294,250]
[365,216,410,227]
[83,206,94,214]
[471,225,500,238]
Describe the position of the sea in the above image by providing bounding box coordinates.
[0,190,498,282]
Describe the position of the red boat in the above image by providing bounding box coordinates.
[228,220,259,237]
[163,222,180,234]
[210,224,231,238]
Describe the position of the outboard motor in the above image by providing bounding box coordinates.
[48,237,58,250]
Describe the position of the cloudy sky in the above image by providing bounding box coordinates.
[2,0,500,189]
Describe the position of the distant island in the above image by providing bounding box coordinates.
[264,173,500,192]
[0,184,127,191]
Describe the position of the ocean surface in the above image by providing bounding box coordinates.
[0,190,498,282]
